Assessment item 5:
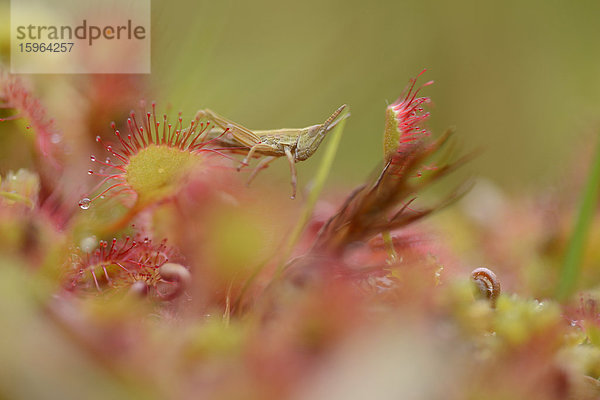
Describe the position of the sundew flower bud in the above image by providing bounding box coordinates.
[80,102,228,211]
[383,69,433,159]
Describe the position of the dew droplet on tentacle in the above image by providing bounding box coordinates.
[79,197,91,210]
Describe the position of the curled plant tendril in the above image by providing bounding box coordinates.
[471,267,501,308]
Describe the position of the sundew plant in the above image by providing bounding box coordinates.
[1,61,600,399]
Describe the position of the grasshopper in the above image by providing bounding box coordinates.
[196,104,348,199]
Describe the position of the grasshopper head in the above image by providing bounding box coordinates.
[296,104,348,160]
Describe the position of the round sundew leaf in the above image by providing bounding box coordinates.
[125,144,198,206]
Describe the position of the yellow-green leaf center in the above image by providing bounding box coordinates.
[125,145,197,205]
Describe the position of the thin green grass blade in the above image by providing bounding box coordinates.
[556,135,600,301]
[276,114,348,274]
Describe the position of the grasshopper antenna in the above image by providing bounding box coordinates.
[322,104,349,132]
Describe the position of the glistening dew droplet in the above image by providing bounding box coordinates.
[78,197,91,209]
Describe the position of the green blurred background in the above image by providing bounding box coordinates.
[4,0,600,190]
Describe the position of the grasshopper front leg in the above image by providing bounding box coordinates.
[284,147,297,199]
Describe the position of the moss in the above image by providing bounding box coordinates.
[494,295,561,345]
